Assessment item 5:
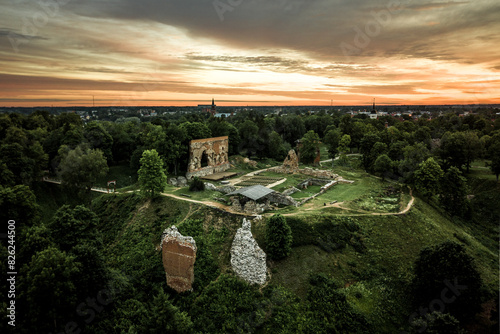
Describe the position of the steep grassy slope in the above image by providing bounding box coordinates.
[32,180,499,333]
[84,191,499,332]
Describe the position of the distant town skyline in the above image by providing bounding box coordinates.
[1,0,499,107]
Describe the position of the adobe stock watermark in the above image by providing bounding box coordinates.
[400,277,467,334]
[109,64,163,107]
[8,0,72,53]
[339,0,413,61]
[213,0,299,22]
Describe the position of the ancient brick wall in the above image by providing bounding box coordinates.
[186,136,230,179]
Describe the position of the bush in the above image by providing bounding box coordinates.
[412,241,483,322]
[266,214,292,260]
[304,274,372,333]
[189,177,205,192]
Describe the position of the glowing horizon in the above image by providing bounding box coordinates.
[1,1,499,107]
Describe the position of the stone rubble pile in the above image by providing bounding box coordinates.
[168,176,188,187]
[230,218,267,285]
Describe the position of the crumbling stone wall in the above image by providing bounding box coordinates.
[274,149,299,174]
[186,136,230,179]
[266,192,298,207]
[299,168,338,179]
[161,226,197,293]
[230,218,267,285]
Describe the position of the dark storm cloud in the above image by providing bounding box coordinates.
[66,0,499,63]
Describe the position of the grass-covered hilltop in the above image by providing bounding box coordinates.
[0,108,499,333]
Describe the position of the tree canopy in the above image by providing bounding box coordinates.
[138,149,167,198]
[57,145,109,195]
[266,214,292,260]
[413,157,444,199]
[412,241,483,322]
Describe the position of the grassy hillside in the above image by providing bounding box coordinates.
[31,176,498,333]
[62,188,496,333]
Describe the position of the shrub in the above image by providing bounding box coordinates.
[189,177,205,192]
[412,241,483,322]
[266,214,292,260]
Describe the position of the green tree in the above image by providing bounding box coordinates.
[138,149,167,198]
[337,134,352,166]
[350,121,368,150]
[413,157,444,199]
[164,123,188,174]
[189,177,205,192]
[266,214,292,260]
[180,121,212,141]
[70,243,110,301]
[47,205,101,251]
[323,128,341,161]
[84,121,114,162]
[412,241,483,322]
[366,141,388,172]
[268,131,286,160]
[338,134,351,154]
[238,119,260,157]
[58,145,109,195]
[149,287,194,333]
[488,136,500,181]
[208,119,240,155]
[439,131,480,172]
[373,154,393,180]
[300,130,321,163]
[0,185,39,235]
[398,143,431,182]
[106,120,138,163]
[20,247,80,333]
[1,135,48,185]
[304,274,372,333]
[409,311,463,334]
[191,274,262,333]
[360,133,380,170]
[282,115,306,146]
[440,167,470,217]
[462,131,481,173]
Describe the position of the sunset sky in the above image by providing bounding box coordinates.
[1,0,499,107]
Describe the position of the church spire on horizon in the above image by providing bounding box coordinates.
[210,98,216,116]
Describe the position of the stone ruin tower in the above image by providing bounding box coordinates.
[161,226,197,293]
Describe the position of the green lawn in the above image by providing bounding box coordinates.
[468,166,497,181]
[267,199,499,331]
[290,185,323,199]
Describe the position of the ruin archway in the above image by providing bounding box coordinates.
[186,136,230,179]
[200,151,209,168]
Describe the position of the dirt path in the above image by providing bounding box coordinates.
[160,193,252,216]
[283,188,415,217]
[43,175,415,217]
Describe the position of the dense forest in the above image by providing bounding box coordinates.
[0,109,499,333]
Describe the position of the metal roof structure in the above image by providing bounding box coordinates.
[226,185,275,201]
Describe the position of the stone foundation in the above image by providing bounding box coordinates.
[299,167,338,179]
[186,163,231,180]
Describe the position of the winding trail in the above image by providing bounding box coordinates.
[42,175,415,217]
